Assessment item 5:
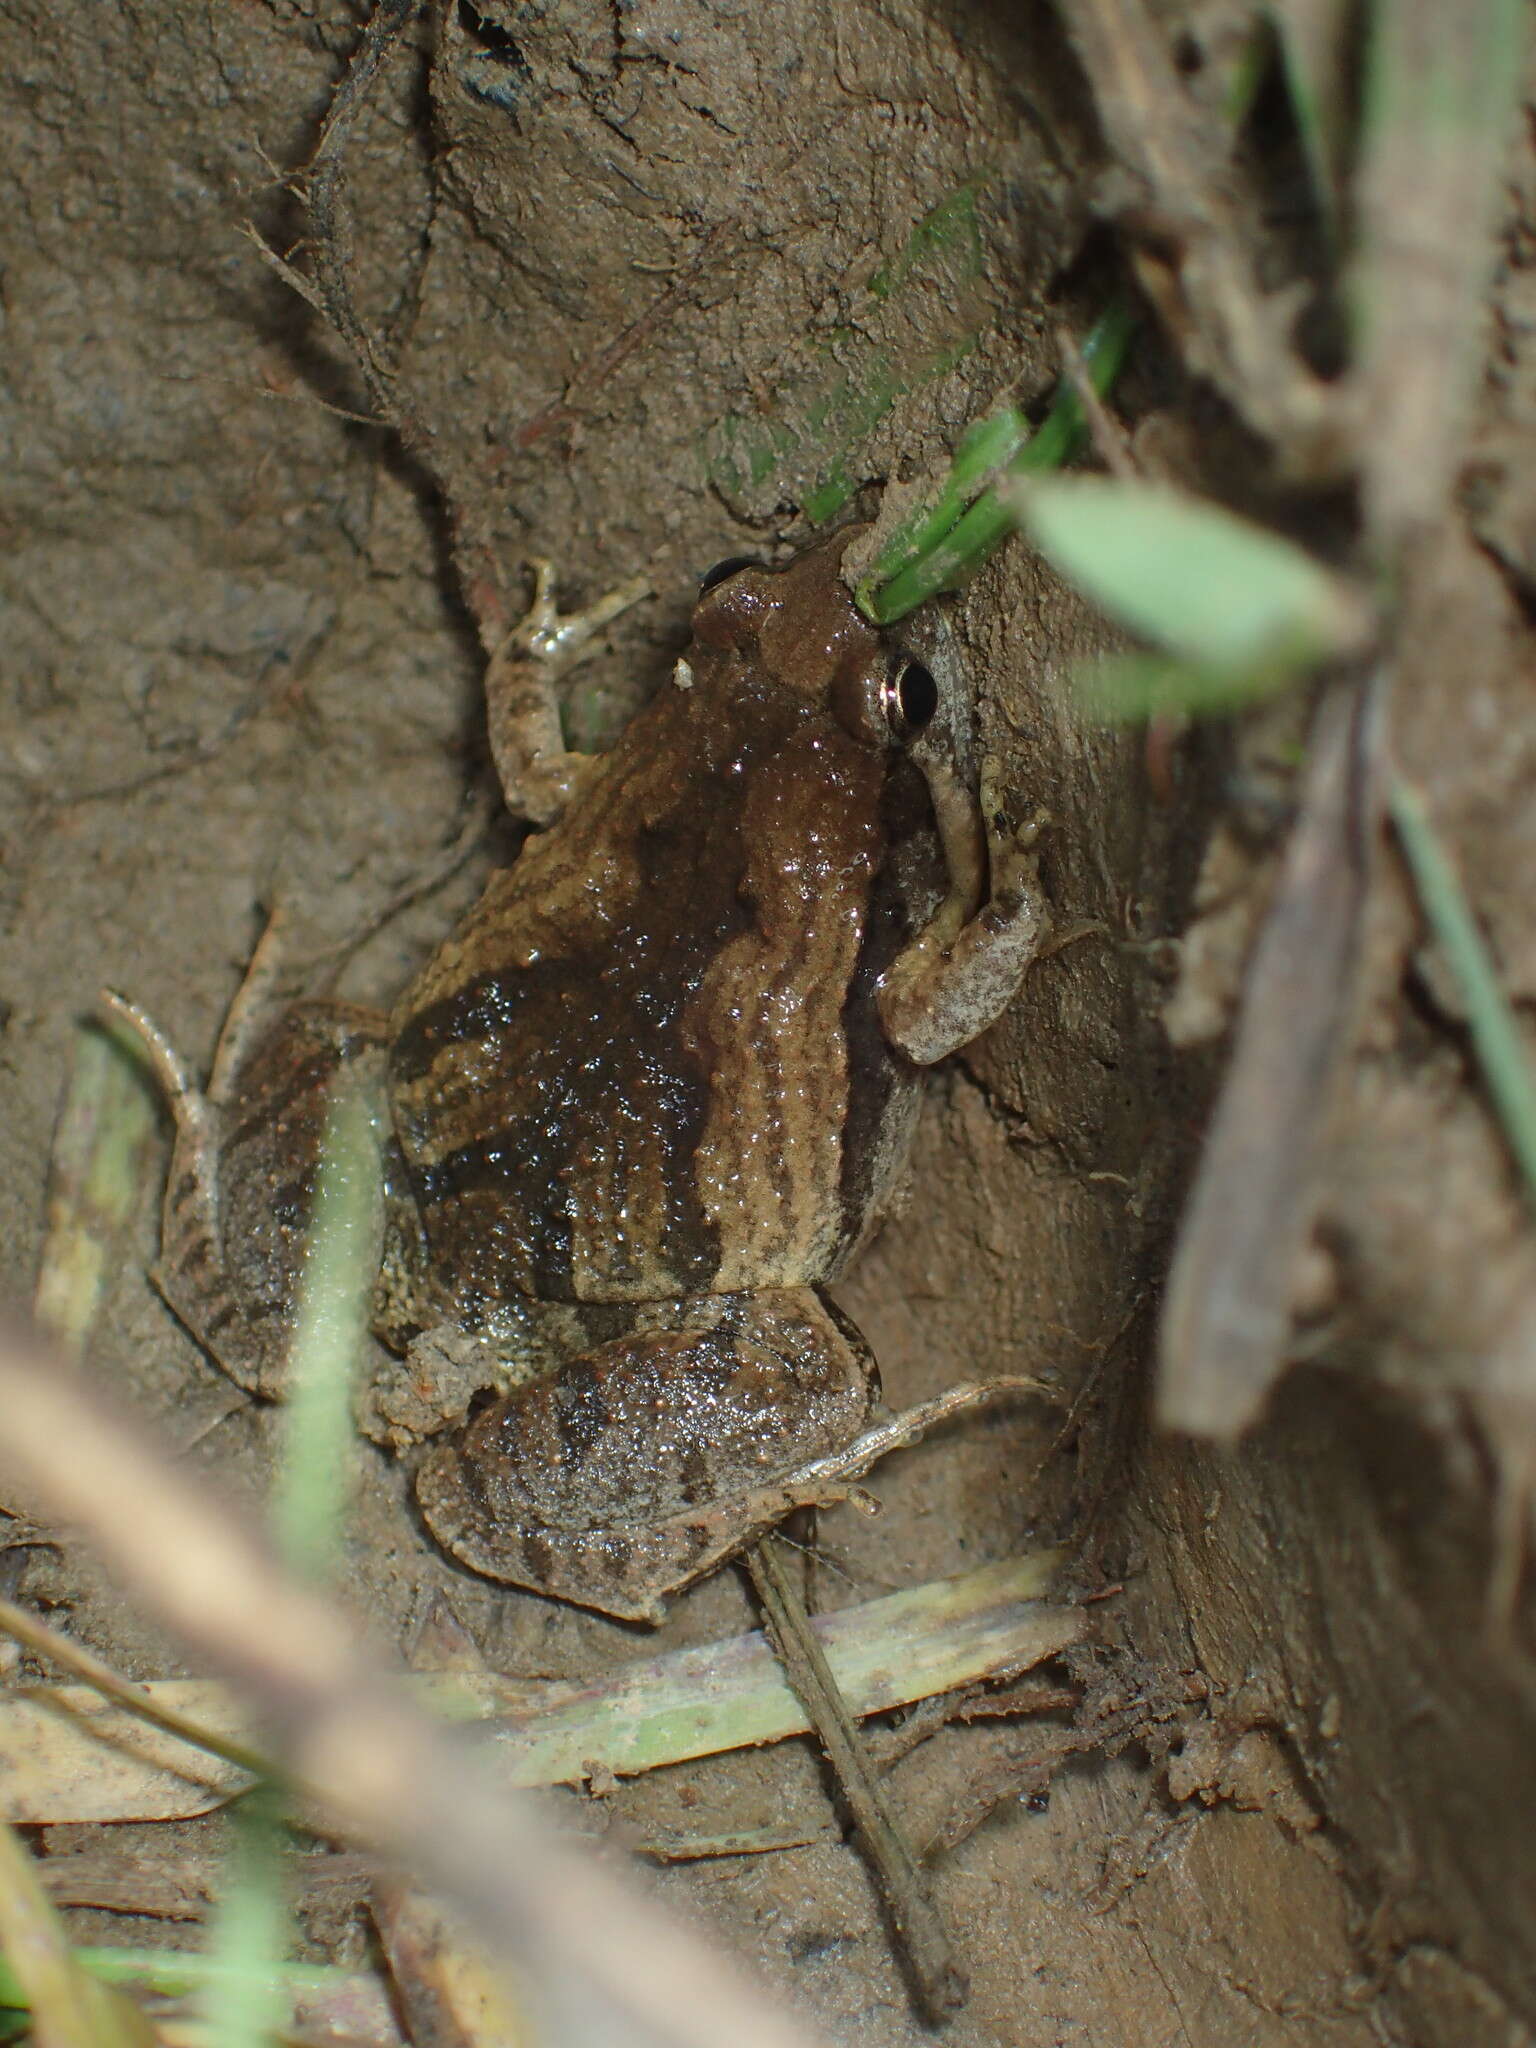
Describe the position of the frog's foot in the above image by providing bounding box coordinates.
[415,1289,874,1623]
[484,560,651,829]
[362,1315,556,1451]
[877,763,1053,1067]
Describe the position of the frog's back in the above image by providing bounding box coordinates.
[387,671,914,1316]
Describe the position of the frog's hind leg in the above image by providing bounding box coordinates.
[415,1288,875,1623]
[103,929,387,1400]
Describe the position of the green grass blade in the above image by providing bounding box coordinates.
[862,408,1034,600]
[860,300,1136,623]
[204,1079,381,2048]
[1390,774,1536,1216]
[865,484,1022,624]
[0,1943,393,2038]
[270,1080,381,1582]
[198,1790,291,2048]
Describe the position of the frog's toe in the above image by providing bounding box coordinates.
[509,562,651,670]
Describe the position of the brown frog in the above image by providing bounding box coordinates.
[109,529,1048,1621]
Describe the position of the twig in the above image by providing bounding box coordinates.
[1055,321,1136,480]
[304,0,421,427]
[638,1820,839,1864]
[36,692,270,810]
[511,220,735,450]
[0,1592,274,1783]
[257,0,513,644]
[239,221,332,324]
[742,1537,966,2023]
[156,362,389,431]
[1056,0,1342,471]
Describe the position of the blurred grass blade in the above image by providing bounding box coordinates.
[0,1818,155,2047]
[1002,474,1373,676]
[1354,0,1528,554]
[199,1790,291,2048]
[271,1080,382,1582]
[205,1080,381,2048]
[1265,0,1353,238]
[33,1020,159,1361]
[0,1944,400,2044]
[860,301,1136,623]
[1390,775,1536,1217]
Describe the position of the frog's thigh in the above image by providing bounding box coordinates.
[164,1003,386,1399]
[877,785,1050,1067]
[416,1288,874,1622]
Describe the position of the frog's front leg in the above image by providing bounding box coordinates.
[415,1288,875,1623]
[878,760,1052,1066]
[484,561,650,827]
[104,948,387,1400]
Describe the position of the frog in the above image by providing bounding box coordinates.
[107,527,1050,1622]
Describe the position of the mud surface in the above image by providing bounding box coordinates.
[4,3,1536,2043]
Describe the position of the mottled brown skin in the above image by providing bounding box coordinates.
[389,542,916,1313]
[114,530,1049,1621]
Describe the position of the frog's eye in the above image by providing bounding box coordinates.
[881,657,938,742]
[697,555,760,595]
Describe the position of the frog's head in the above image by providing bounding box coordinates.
[684,526,942,756]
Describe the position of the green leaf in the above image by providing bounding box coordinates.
[1000,475,1373,674]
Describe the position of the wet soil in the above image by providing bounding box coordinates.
[4,4,1536,2043]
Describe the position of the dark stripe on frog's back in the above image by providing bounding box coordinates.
[219,1005,388,1318]
[387,677,800,1307]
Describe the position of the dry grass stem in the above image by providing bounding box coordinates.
[0,1321,825,2048]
